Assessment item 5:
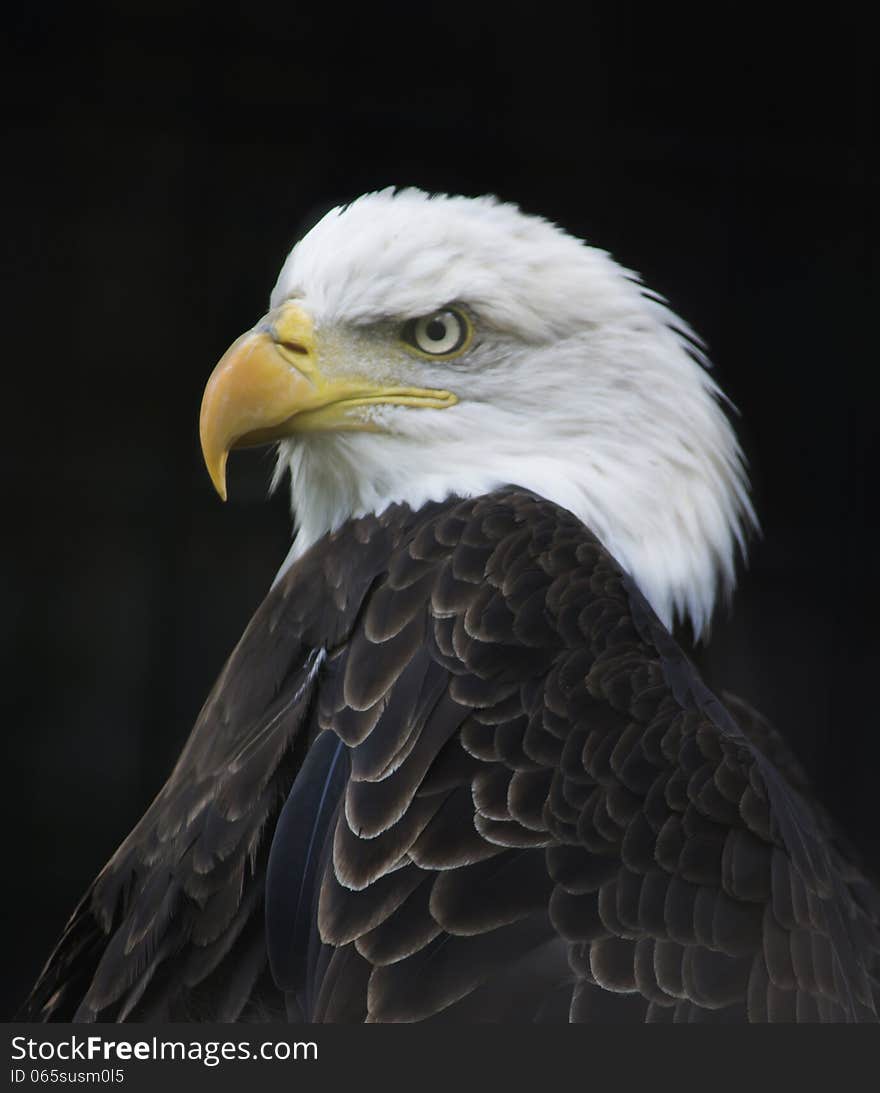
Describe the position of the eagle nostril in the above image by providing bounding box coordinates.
[279,340,309,355]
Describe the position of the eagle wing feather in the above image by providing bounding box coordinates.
[22,489,880,1022]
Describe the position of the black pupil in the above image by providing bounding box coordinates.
[426,316,449,342]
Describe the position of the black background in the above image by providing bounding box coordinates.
[2,4,876,1019]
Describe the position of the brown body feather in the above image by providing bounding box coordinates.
[22,489,880,1022]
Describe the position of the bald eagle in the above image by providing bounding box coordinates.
[24,190,879,1023]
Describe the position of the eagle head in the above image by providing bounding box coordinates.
[200,188,755,636]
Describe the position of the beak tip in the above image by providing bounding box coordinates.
[211,471,229,503]
[204,450,229,503]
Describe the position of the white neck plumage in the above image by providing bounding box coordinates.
[273,373,755,639]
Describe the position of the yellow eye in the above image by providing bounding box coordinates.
[403,308,472,358]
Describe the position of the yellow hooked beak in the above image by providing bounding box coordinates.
[199,302,457,500]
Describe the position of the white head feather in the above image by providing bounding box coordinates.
[267,188,756,637]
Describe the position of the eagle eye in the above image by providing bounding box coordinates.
[402,308,472,358]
